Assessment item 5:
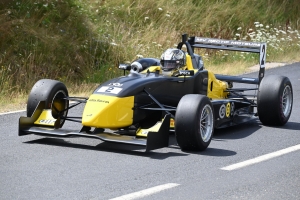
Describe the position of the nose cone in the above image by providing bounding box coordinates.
[82,94,134,129]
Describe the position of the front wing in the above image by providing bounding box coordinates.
[19,101,170,151]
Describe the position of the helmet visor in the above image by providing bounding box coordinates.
[162,60,178,71]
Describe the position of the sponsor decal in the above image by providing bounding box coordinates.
[97,86,122,94]
[230,41,260,47]
[178,70,194,76]
[108,82,123,87]
[226,103,231,117]
[195,37,261,47]
[141,130,148,135]
[231,102,235,116]
[219,104,226,119]
[88,99,109,103]
[170,118,175,127]
[39,119,56,124]
[242,78,256,81]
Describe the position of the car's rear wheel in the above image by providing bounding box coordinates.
[27,79,69,127]
[175,94,214,151]
[257,75,293,126]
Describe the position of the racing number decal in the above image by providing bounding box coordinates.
[226,103,231,117]
[97,86,122,94]
[105,87,114,92]
[260,44,266,68]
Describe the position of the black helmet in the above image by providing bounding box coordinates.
[160,48,186,71]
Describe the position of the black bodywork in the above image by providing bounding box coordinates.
[19,34,269,151]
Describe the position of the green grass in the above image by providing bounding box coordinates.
[0,0,299,112]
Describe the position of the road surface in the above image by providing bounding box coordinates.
[1,63,299,200]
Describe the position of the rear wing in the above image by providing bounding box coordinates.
[177,34,267,84]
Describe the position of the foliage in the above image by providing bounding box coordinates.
[0,0,299,98]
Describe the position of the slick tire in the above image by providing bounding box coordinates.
[175,94,214,151]
[27,79,69,127]
[257,75,293,126]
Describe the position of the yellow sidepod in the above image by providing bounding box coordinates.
[207,71,229,99]
[82,94,134,129]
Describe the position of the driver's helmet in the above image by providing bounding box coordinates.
[160,48,186,71]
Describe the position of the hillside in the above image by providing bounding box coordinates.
[0,0,299,97]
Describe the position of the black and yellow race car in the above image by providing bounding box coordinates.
[19,34,293,151]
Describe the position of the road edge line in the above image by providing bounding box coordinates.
[221,144,300,171]
[109,183,180,200]
[0,110,26,116]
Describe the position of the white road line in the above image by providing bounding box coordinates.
[0,110,26,116]
[109,183,180,200]
[221,144,300,171]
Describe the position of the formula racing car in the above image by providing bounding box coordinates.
[19,34,293,151]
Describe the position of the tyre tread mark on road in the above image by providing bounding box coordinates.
[221,144,300,171]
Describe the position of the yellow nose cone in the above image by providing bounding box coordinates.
[82,94,134,129]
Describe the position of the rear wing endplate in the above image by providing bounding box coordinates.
[178,34,267,84]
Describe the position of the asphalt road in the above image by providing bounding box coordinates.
[1,63,300,200]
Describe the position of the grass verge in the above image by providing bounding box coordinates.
[0,0,299,112]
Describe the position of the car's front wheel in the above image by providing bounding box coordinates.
[27,79,69,127]
[175,94,214,151]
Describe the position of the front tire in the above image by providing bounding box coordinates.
[27,79,69,127]
[175,94,214,151]
[257,75,293,126]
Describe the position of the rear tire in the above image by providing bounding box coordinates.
[27,79,69,127]
[257,75,293,126]
[175,94,214,151]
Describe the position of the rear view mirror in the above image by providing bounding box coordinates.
[118,64,131,70]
